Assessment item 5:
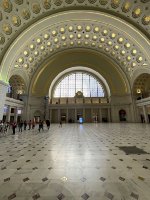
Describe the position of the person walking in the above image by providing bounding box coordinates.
[38,120,44,132]
[18,120,23,132]
[28,120,32,130]
[0,121,3,133]
[24,120,27,130]
[12,122,17,135]
[46,119,50,130]
[32,120,35,129]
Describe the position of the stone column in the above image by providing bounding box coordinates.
[99,108,102,122]
[6,105,11,122]
[66,108,68,123]
[91,108,93,122]
[75,108,77,123]
[48,108,50,120]
[108,108,111,122]
[45,106,49,120]
[111,105,118,122]
[135,106,142,123]
[49,109,52,123]
[58,109,60,123]
[14,107,18,122]
[0,81,8,121]
[143,105,148,123]
[83,108,85,122]
[44,96,49,120]
[129,103,136,122]
[20,94,29,120]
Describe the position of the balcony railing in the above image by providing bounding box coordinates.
[136,96,150,105]
[50,97,109,105]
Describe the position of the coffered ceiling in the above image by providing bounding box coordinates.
[0,0,149,61]
[0,0,149,94]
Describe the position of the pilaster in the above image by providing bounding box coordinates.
[0,81,8,121]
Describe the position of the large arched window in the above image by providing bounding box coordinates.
[53,72,105,97]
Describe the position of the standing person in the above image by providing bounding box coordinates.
[46,119,50,130]
[38,120,44,132]
[0,121,3,133]
[7,121,10,130]
[24,120,27,130]
[32,120,35,129]
[59,120,62,127]
[28,120,32,130]
[18,120,23,132]
[3,122,8,136]
[12,122,17,135]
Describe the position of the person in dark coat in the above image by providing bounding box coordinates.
[28,120,32,130]
[12,122,17,135]
[32,120,35,129]
[38,120,44,132]
[18,120,23,132]
[46,120,50,130]
[24,120,27,130]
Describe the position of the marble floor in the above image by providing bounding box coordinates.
[0,123,150,200]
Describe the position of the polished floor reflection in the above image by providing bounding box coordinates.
[0,123,150,200]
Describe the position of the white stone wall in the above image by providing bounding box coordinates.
[0,81,8,120]
[5,97,24,107]
[110,94,135,122]
[26,96,44,120]
[20,93,150,123]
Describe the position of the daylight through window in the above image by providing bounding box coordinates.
[53,72,105,97]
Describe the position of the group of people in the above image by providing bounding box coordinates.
[38,120,50,132]
[0,121,9,136]
[12,120,35,134]
[0,119,51,135]
[13,119,51,134]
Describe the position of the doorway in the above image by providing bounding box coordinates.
[61,114,66,123]
[119,109,126,122]
[34,116,40,123]
[77,113,82,122]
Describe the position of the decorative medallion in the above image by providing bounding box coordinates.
[22,9,31,20]
[43,0,51,9]
[2,0,12,13]
[12,15,21,27]
[2,23,12,35]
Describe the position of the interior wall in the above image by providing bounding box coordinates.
[30,49,130,97]
[51,109,58,123]
[85,109,92,123]
[68,109,75,123]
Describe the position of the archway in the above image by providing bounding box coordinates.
[33,110,43,123]
[119,109,127,122]
[133,73,150,123]
[0,9,149,122]
[133,73,150,100]
[8,75,26,100]
[30,49,130,97]
[49,67,110,98]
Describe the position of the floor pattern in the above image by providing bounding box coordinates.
[0,123,150,200]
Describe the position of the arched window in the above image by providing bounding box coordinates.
[53,72,105,97]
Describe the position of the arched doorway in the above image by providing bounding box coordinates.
[133,73,150,100]
[33,110,43,123]
[133,73,150,123]
[49,69,110,123]
[119,109,127,122]
[8,75,26,100]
